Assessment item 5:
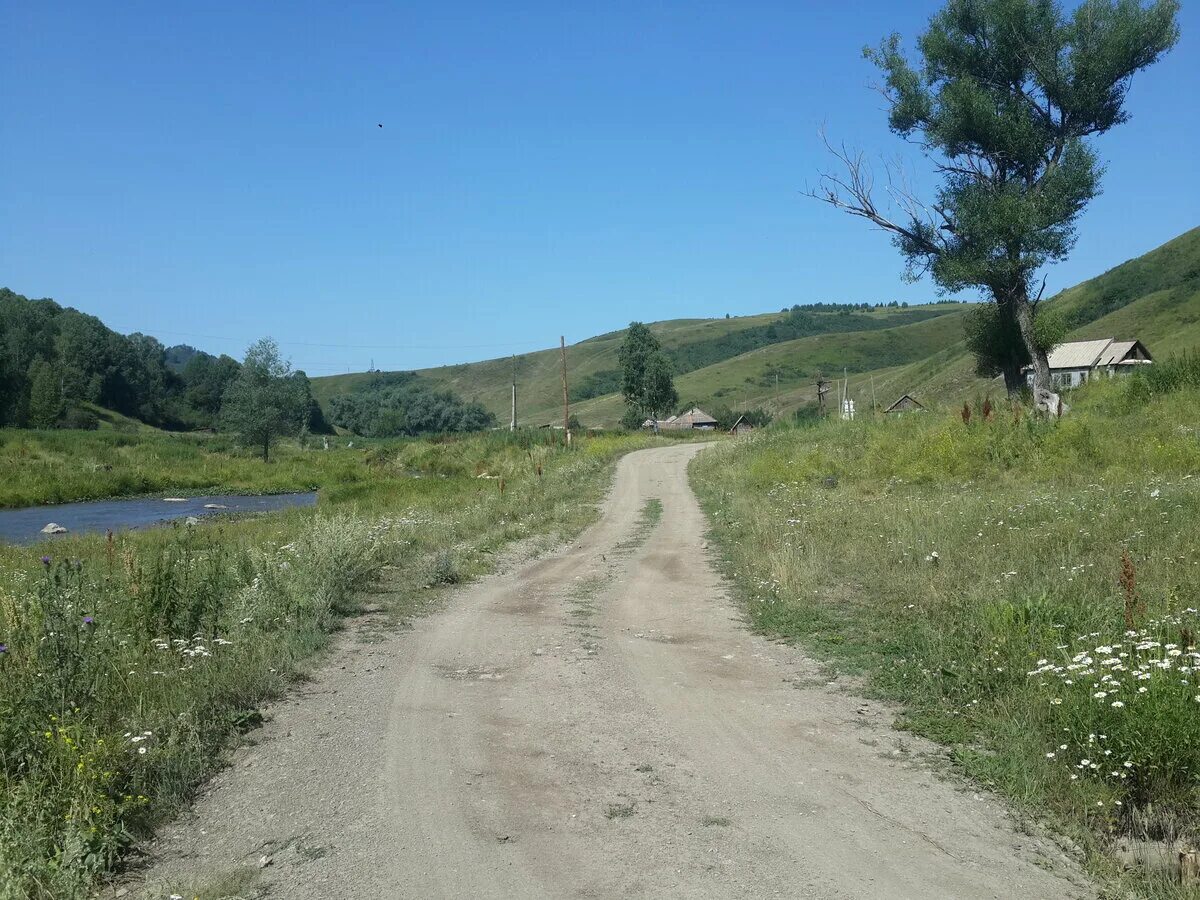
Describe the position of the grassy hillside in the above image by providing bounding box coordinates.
[844,227,1200,413]
[313,305,962,426]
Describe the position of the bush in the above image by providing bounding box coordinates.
[59,408,99,431]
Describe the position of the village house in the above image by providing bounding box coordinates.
[1026,338,1152,389]
[884,393,926,414]
[729,414,755,435]
[647,407,719,431]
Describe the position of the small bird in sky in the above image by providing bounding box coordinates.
[377,123,383,128]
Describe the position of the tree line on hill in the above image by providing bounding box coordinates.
[0,288,331,435]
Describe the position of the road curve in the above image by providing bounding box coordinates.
[135,444,1084,899]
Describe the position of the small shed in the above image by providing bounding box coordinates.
[884,393,926,414]
[729,414,755,436]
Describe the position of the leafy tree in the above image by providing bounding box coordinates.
[813,0,1179,405]
[964,301,1065,392]
[181,352,242,421]
[27,358,64,428]
[618,322,678,421]
[643,353,679,421]
[221,338,308,461]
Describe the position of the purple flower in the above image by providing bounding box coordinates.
[40,556,51,567]
[82,616,95,626]
[0,644,7,654]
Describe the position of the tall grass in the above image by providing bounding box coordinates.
[691,378,1200,894]
[0,428,664,898]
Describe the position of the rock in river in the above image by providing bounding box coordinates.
[41,523,68,534]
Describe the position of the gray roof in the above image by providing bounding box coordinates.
[1046,339,1113,370]
[676,407,717,425]
[1096,340,1152,366]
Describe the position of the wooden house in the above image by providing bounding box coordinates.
[884,394,926,414]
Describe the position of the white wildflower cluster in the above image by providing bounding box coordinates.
[1028,610,1200,785]
[124,729,154,755]
[150,633,233,667]
[1029,623,1200,704]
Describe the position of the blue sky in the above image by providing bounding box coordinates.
[2,1,1197,375]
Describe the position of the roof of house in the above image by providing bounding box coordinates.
[884,393,925,413]
[675,406,718,426]
[1046,339,1114,370]
[1097,339,1152,366]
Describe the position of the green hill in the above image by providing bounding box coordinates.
[313,304,966,426]
[313,226,1200,426]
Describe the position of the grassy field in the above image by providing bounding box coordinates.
[0,430,364,509]
[0,427,676,898]
[691,364,1200,896]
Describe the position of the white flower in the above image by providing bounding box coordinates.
[138,746,147,755]
[1111,701,1125,708]
[1093,691,1107,699]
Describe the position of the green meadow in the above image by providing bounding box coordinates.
[691,360,1200,896]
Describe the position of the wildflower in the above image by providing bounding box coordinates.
[0,644,6,654]
[1049,698,1062,705]
[1111,701,1125,708]
[82,616,94,626]
[1092,691,1107,699]
[137,746,147,755]
[40,556,50,566]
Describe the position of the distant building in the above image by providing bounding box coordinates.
[884,393,926,414]
[1026,338,1152,389]
[649,407,719,431]
[729,414,755,435]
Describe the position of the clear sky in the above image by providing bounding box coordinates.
[2,1,1197,375]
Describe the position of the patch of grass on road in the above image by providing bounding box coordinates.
[691,376,1200,896]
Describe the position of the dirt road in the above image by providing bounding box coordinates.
[135,444,1084,899]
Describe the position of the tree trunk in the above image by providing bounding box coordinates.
[263,435,270,462]
[1010,287,1061,415]
[1001,361,1024,397]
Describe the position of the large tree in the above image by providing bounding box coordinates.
[27,358,64,429]
[813,0,1178,407]
[618,322,678,425]
[221,338,307,461]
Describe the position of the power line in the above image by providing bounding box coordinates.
[105,323,545,353]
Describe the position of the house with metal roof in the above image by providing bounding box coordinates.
[1025,338,1152,389]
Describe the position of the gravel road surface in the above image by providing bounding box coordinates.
[130,444,1085,899]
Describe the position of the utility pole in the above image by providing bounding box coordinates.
[560,336,570,445]
[510,354,517,432]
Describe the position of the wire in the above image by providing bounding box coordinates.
[105,323,550,352]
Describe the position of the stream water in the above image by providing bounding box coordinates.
[0,492,318,546]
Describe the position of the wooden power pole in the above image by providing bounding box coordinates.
[560,336,571,445]
[510,354,517,432]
